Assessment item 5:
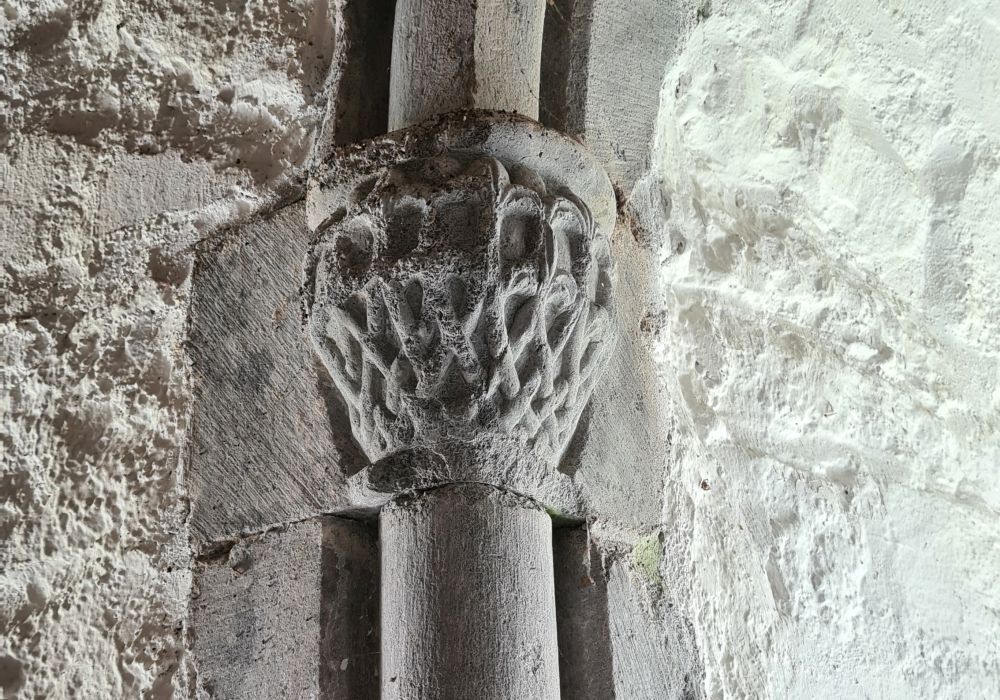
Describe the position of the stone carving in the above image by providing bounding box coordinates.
[305,152,615,466]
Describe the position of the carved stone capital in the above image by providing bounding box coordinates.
[305,112,616,487]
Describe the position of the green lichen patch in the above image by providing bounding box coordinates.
[631,532,664,589]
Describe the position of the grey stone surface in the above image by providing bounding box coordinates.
[306,127,615,471]
[190,516,378,699]
[317,0,395,151]
[380,484,559,699]
[389,0,545,130]
[541,0,696,189]
[187,201,361,543]
[554,527,703,699]
[319,518,381,699]
[605,555,698,700]
[187,114,667,534]
[564,223,670,527]
[554,528,616,698]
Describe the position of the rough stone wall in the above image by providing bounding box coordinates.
[0,1,333,696]
[651,1,1000,697]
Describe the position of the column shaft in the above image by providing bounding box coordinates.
[388,0,546,129]
[380,483,560,699]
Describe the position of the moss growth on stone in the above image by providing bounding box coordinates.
[632,533,663,588]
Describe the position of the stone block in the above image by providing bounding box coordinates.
[187,201,363,543]
[541,0,695,189]
[190,516,379,699]
[554,527,702,699]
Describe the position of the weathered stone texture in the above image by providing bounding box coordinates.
[188,201,361,543]
[319,518,381,699]
[389,0,546,129]
[307,152,614,467]
[309,112,655,517]
[564,224,669,526]
[380,484,559,699]
[554,528,616,698]
[318,0,396,149]
[541,0,695,188]
[191,516,378,699]
[554,527,703,699]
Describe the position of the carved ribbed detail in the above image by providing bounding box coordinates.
[306,154,615,464]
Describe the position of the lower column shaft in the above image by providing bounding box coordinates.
[379,483,560,699]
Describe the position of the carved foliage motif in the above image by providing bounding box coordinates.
[306,154,615,464]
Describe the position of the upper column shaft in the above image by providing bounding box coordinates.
[388,0,546,130]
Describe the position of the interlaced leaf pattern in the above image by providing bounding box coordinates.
[306,154,615,465]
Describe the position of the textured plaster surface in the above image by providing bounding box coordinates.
[651,1,1000,697]
[1,1,333,696]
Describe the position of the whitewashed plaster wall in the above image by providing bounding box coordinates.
[651,1,1000,697]
[1,0,998,698]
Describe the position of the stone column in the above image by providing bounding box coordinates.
[305,112,617,697]
[306,3,617,694]
[389,0,546,130]
[380,484,558,698]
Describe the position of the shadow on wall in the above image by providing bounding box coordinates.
[554,527,617,698]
